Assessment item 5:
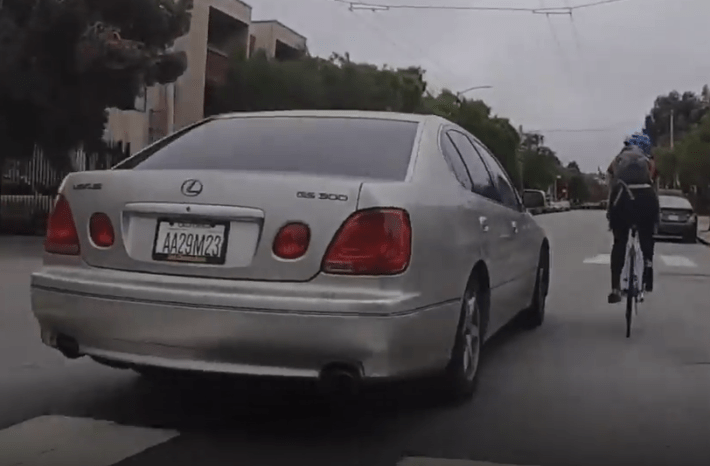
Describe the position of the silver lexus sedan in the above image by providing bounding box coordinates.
[30,110,549,400]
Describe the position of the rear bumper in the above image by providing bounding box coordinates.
[30,267,460,380]
[656,221,696,237]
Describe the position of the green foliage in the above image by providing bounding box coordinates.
[517,131,562,191]
[0,0,193,168]
[645,89,708,148]
[567,174,590,203]
[212,52,427,115]
[646,86,710,189]
[671,114,710,187]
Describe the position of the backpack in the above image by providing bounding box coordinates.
[614,147,652,185]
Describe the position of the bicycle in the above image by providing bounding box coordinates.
[620,224,645,338]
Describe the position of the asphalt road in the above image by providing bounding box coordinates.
[2,210,710,466]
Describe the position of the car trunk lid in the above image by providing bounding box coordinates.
[62,170,363,281]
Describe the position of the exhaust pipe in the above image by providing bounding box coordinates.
[318,363,361,396]
[55,334,83,359]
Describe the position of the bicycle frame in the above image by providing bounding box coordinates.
[621,227,644,297]
[621,226,644,337]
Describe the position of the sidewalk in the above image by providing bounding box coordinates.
[699,216,710,244]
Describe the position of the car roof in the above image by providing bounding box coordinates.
[659,194,693,208]
[214,109,438,124]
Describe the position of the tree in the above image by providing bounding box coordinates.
[517,130,564,191]
[0,0,193,170]
[674,114,710,188]
[211,51,428,116]
[566,161,581,173]
[567,174,590,203]
[644,88,708,148]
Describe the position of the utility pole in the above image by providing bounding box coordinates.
[517,125,525,192]
[670,109,674,149]
[670,109,679,188]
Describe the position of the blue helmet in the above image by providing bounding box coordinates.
[627,132,652,157]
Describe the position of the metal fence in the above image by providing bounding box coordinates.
[1,143,130,235]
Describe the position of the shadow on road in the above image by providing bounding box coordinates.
[49,319,535,437]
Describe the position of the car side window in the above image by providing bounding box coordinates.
[2,181,34,196]
[447,131,500,202]
[439,130,473,190]
[468,137,521,211]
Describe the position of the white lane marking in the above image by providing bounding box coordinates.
[0,415,178,466]
[398,458,538,466]
[660,255,697,267]
[583,254,697,267]
[583,254,610,264]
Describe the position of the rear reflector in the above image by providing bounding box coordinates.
[89,213,115,248]
[322,208,411,275]
[273,222,311,259]
[45,195,80,255]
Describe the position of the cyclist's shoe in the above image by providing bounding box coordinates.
[644,265,654,292]
[608,289,622,304]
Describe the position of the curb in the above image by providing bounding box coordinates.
[698,235,710,246]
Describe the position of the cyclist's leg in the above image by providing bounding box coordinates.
[608,185,630,303]
[609,223,629,303]
[636,188,658,291]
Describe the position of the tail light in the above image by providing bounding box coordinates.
[45,195,80,255]
[273,222,311,259]
[322,208,411,275]
[89,213,115,248]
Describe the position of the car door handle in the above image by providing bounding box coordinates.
[511,221,519,234]
[479,216,489,232]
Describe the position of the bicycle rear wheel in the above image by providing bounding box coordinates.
[626,249,635,338]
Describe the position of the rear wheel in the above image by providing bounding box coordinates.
[683,223,697,243]
[625,253,635,338]
[520,246,550,329]
[441,277,484,401]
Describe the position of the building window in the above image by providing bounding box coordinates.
[133,86,147,112]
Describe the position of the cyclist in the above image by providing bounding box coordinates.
[605,132,659,304]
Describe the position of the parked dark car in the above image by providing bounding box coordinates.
[656,194,697,243]
[0,176,52,234]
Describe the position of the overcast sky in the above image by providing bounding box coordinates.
[247,0,710,172]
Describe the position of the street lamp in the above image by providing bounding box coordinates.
[455,85,493,103]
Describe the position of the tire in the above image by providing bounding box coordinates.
[133,365,186,383]
[520,246,550,329]
[441,276,484,401]
[684,224,697,243]
[625,253,634,338]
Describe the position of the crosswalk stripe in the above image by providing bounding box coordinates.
[659,255,697,267]
[398,457,538,466]
[0,415,178,466]
[583,254,610,264]
[583,254,697,267]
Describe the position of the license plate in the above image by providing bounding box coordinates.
[152,219,230,264]
[667,214,679,221]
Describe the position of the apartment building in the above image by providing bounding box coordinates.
[249,20,308,60]
[105,0,307,156]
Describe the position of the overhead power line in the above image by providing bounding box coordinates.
[528,127,632,133]
[333,0,631,14]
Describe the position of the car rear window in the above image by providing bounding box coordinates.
[659,195,693,210]
[121,117,419,181]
